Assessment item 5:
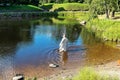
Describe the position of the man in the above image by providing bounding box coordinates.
[59,34,68,52]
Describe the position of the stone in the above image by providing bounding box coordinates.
[49,64,59,68]
[13,74,24,80]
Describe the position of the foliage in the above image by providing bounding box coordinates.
[89,0,119,18]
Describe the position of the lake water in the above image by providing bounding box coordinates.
[0,17,120,80]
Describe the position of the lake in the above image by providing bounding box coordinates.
[0,17,120,80]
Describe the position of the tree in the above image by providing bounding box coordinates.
[110,0,119,17]
[89,0,119,19]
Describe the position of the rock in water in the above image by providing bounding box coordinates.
[49,64,59,68]
[13,74,24,80]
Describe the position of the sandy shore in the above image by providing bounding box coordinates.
[94,61,120,79]
[39,60,120,80]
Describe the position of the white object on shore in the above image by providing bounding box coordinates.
[13,75,24,80]
[59,34,68,52]
[49,64,59,68]
[80,21,86,25]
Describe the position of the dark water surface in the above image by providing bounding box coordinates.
[0,18,120,80]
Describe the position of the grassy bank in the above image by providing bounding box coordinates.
[86,19,120,42]
[0,5,42,11]
[40,3,89,11]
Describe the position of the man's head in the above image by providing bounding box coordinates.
[63,33,66,38]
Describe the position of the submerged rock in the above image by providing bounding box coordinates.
[13,74,24,80]
[49,64,59,68]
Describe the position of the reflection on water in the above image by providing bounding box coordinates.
[81,29,120,65]
[0,18,120,79]
[59,51,68,65]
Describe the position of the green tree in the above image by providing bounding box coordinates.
[89,0,119,19]
[110,0,119,17]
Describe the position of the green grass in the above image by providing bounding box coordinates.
[0,5,42,11]
[86,19,120,42]
[71,67,119,80]
[40,3,89,11]
[57,11,89,21]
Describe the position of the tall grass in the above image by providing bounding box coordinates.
[86,19,120,42]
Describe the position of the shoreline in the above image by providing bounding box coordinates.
[39,61,120,80]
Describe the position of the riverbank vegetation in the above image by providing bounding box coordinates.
[86,19,120,42]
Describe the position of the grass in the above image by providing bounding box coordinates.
[40,3,89,11]
[57,11,89,21]
[86,19,120,42]
[0,5,42,11]
[71,67,119,80]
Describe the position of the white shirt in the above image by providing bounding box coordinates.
[59,36,68,52]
